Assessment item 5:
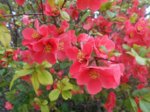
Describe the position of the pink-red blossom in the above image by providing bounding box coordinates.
[77,0,108,11]
[76,64,124,94]
[4,101,13,110]
[104,92,116,112]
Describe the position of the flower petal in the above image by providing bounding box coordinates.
[86,79,102,95]
[76,68,90,85]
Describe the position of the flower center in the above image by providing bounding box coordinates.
[57,28,64,34]
[44,44,52,53]
[32,32,40,39]
[137,26,143,31]
[129,32,134,38]
[77,51,85,62]
[89,71,99,79]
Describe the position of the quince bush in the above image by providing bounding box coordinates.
[0,0,150,112]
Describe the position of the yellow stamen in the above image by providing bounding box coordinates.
[77,51,85,62]
[89,71,99,79]
[44,44,52,53]
[32,32,40,39]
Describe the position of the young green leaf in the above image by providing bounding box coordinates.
[31,73,40,94]
[139,100,150,112]
[40,105,49,112]
[60,10,70,21]
[62,91,72,100]
[10,69,34,89]
[0,25,11,47]
[49,89,60,101]
[37,70,53,85]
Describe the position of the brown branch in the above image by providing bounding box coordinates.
[94,57,120,63]
[2,13,43,17]
[6,1,19,47]
[39,0,46,23]
[29,1,36,13]
[61,0,67,9]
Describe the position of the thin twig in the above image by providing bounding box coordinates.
[40,0,46,23]
[94,57,120,63]
[2,13,43,17]
[6,1,18,47]
[29,1,36,13]
[61,0,67,9]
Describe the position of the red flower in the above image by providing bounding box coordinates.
[33,103,40,110]
[66,5,79,20]
[77,0,108,11]
[44,1,59,16]
[94,35,115,58]
[22,20,49,46]
[83,17,95,30]
[4,101,13,110]
[104,92,116,112]
[76,64,124,94]
[95,16,112,34]
[21,75,31,83]
[57,30,76,61]
[15,0,25,6]
[32,38,57,64]
[66,38,94,62]
[22,15,34,25]
[67,38,94,78]
[13,48,20,61]
[46,85,51,90]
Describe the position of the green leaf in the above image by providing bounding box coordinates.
[62,91,72,100]
[57,78,73,91]
[34,98,41,104]
[41,105,49,112]
[122,44,131,50]
[49,89,60,101]
[100,45,108,53]
[37,70,53,85]
[42,100,48,105]
[62,83,73,91]
[135,55,147,65]
[10,69,34,89]
[61,77,69,83]
[41,61,52,68]
[0,25,11,47]
[5,90,16,102]
[48,0,55,7]
[139,47,148,57]
[143,93,150,102]
[127,97,138,112]
[130,13,138,23]
[132,88,150,97]
[139,100,150,112]
[60,61,71,69]
[133,88,150,102]
[31,73,40,94]
[18,104,29,112]
[60,10,70,21]
[106,10,116,18]
[80,10,91,23]
[128,49,147,65]
[55,0,64,7]
[129,98,138,112]
[100,2,112,11]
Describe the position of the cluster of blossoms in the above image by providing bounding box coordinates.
[2,0,150,111]
[21,18,124,95]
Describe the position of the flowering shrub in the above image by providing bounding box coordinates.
[0,0,150,112]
